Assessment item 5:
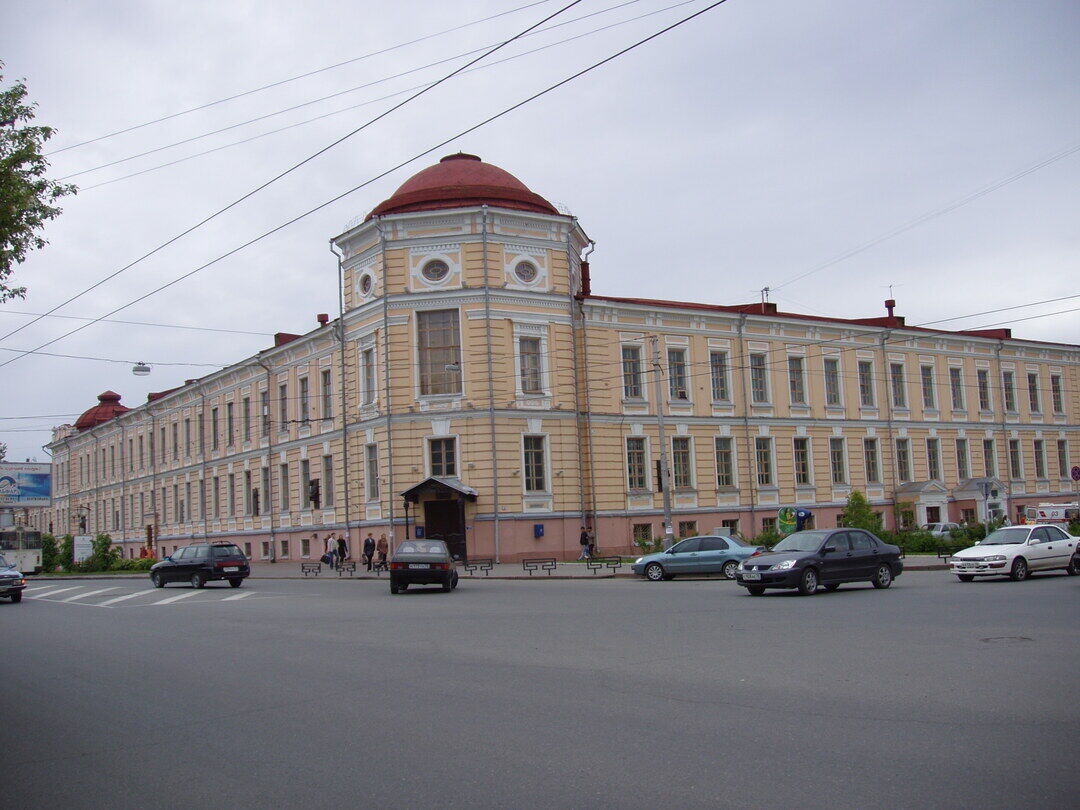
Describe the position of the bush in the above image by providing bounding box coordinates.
[59,534,75,571]
[109,557,156,572]
[841,491,883,533]
[40,533,59,572]
[634,534,664,554]
[751,529,783,550]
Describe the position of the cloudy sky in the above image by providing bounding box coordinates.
[1,0,1078,462]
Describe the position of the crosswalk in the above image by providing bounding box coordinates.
[21,582,271,609]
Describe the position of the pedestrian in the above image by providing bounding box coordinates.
[323,532,337,569]
[376,533,388,568]
[578,526,591,560]
[337,533,348,566]
[363,532,376,571]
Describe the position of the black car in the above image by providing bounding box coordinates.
[389,540,458,594]
[150,542,250,589]
[0,554,26,603]
[735,528,903,596]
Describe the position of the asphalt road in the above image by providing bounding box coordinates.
[3,570,1078,808]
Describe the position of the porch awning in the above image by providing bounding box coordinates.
[953,477,1005,498]
[400,476,478,504]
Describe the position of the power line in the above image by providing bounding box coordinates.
[0,346,224,367]
[0,0,731,371]
[915,293,1080,327]
[0,0,585,349]
[0,309,273,337]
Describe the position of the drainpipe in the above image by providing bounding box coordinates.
[879,332,899,528]
[376,218,396,553]
[331,241,353,552]
[481,207,501,562]
[570,235,597,546]
[200,392,209,541]
[994,340,1011,521]
[255,358,277,561]
[736,314,757,537]
[650,335,675,549]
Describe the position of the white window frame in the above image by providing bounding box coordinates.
[792,437,813,486]
[829,437,848,485]
[863,438,881,485]
[427,436,459,478]
[522,434,550,494]
[788,356,807,406]
[823,356,843,408]
[926,438,941,481]
[671,436,694,489]
[709,351,731,402]
[512,323,549,400]
[949,366,965,411]
[715,436,737,489]
[621,344,645,400]
[749,354,770,405]
[858,361,876,408]
[754,436,775,487]
[625,436,649,491]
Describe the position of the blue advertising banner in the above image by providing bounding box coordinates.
[0,462,52,507]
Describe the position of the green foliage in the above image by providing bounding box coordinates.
[108,557,156,572]
[752,529,783,550]
[39,532,59,572]
[1069,520,1080,537]
[59,534,75,571]
[633,534,664,554]
[841,491,883,533]
[0,63,77,301]
[87,533,120,572]
[0,441,6,461]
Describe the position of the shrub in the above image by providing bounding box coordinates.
[59,534,75,571]
[109,557,156,572]
[40,533,59,572]
[841,491,884,533]
[751,529,783,550]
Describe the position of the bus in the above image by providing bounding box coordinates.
[0,530,42,574]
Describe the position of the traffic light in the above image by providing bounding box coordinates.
[308,479,321,510]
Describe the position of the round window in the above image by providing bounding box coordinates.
[514,261,538,283]
[359,274,373,295]
[421,260,450,282]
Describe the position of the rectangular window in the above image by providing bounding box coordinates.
[184,482,190,523]
[715,437,734,488]
[171,423,178,460]
[300,460,311,508]
[927,438,941,481]
[1057,440,1069,478]
[128,437,134,471]
[788,357,806,405]
[793,437,811,486]
[242,397,251,441]
[955,438,970,480]
[322,456,334,507]
[228,473,236,516]
[889,363,906,408]
[982,439,996,477]
[1033,440,1046,479]
[211,407,219,451]
[671,437,692,488]
[710,351,730,401]
[520,337,542,394]
[621,346,643,399]
[921,365,936,409]
[678,521,698,539]
[949,367,964,410]
[750,354,769,404]
[160,427,165,466]
[278,383,288,428]
[896,438,911,483]
[299,377,310,422]
[1008,439,1022,479]
[261,391,270,437]
[667,349,688,400]
[198,412,205,453]
[1002,371,1016,412]
[824,358,842,407]
[138,436,144,469]
[183,419,191,456]
[212,476,220,518]
[721,518,740,536]
[226,402,235,445]
[755,437,773,486]
[280,540,289,559]
[1050,374,1064,413]
[321,368,333,418]
[361,348,376,405]
[301,538,310,558]
[279,463,289,511]
[829,438,847,485]
[863,438,880,484]
[633,523,653,546]
[429,437,457,477]
[977,370,991,411]
[259,467,270,516]
[626,437,647,490]
[417,309,462,395]
[858,361,875,407]
[1027,373,1040,414]
[365,444,379,500]
[523,436,547,492]
[244,471,253,515]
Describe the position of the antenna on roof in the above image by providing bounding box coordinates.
[760,286,771,305]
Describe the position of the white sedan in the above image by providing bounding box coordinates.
[950,524,1079,582]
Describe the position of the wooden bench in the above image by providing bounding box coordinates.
[300,562,322,576]
[336,561,356,576]
[585,556,623,575]
[463,558,494,576]
[521,557,557,576]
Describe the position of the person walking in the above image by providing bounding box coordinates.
[336,533,348,566]
[376,533,388,568]
[363,532,376,571]
[578,526,592,560]
[323,532,337,569]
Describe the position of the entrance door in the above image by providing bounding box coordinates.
[424,500,466,561]
[925,506,941,524]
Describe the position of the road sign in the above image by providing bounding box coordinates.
[1072,465,1080,482]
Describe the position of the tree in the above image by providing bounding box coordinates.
[840,490,883,533]
[0,62,77,301]
[0,441,6,461]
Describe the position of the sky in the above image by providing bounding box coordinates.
[1,0,1078,463]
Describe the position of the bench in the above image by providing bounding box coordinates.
[300,562,322,576]
[521,557,557,576]
[585,556,623,575]
[371,559,388,575]
[337,561,356,577]
[463,558,494,576]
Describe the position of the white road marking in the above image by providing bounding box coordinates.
[27,586,83,599]
[62,587,118,602]
[25,585,69,594]
[98,589,159,606]
[221,591,252,601]
[152,590,202,605]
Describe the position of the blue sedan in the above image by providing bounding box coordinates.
[632,535,764,581]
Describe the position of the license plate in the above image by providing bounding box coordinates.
[409,563,430,569]
[742,571,761,581]
[223,566,239,572]
[957,563,973,568]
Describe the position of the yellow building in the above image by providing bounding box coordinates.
[34,154,1080,561]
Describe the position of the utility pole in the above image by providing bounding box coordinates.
[650,336,675,549]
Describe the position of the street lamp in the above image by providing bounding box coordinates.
[132,362,151,376]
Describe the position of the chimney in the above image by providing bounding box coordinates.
[316,313,329,326]
[578,261,591,298]
[885,299,896,318]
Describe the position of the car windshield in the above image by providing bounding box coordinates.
[979,528,1031,545]
[770,531,830,553]
[0,554,11,568]
[212,544,245,558]
[397,541,447,555]
[725,535,748,547]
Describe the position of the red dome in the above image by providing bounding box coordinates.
[367,153,557,220]
[74,391,130,432]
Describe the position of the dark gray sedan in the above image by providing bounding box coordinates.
[389,540,459,594]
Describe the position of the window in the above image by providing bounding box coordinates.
[259,467,270,516]
[755,437,773,486]
[523,436,547,492]
[920,365,936,409]
[365,444,379,500]
[261,391,270,437]
[715,437,734,487]
[321,369,333,418]
[261,542,270,560]
[633,523,653,546]
[829,440,846,486]
[927,438,941,481]
[280,540,289,559]
[621,346,643,398]
[301,538,311,558]
[672,437,693,488]
[1033,440,1046,479]
[761,517,777,533]
[1027,373,1040,414]
[710,351,730,401]
[299,377,310,422]
[788,357,806,405]
[322,456,334,507]
[1002,371,1016,412]
[949,367,964,410]
[793,438,811,486]
[138,435,145,469]
[198,412,205,453]
[678,521,698,539]
[824,358,842,407]
[212,476,220,518]
[361,348,376,405]
[863,438,880,484]
[750,354,769,404]
[519,337,542,394]
[977,370,991,411]
[228,473,236,516]
[895,438,911,483]
[211,407,219,450]
[514,261,538,283]
[1008,439,1022,479]
[721,518,740,536]
[858,361,875,407]
[301,460,311,508]
[668,349,688,399]
[626,437,647,490]
[982,439,996,477]
[279,463,289,511]
[171,423,178,460]
[429,438,457,477]
[889,363,906,408]
[418,309,462,395]
[244,471,253,515]
[1050,375,1064,413]
[1058,440,1069,478]
[278,383,288,428]
[226,402,235,444]
[421,259,449,282]
[955,438,970,480]
[183,419,191,455]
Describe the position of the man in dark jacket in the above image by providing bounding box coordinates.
[363,533,376,570]
[578,526,592,560]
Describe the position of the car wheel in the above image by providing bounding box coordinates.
[151,572,164,588]
[442,575,452,592]
[390,581,399,594]
[451,572,459,590]
[190,572,206,589]
[228,579,242,588]
[644,563,665,582]
[824,583,840,591]
[10,591,21,603]
[722,560,739,580]
[746,586,766,596]
[957,574,975,582]
[871,564,893,589]
[399,583,408,591]
[797,567,818,595]
[1009,557,1028,582]
[1066,556,1079,576]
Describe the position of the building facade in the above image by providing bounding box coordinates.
[31,154,1080,560]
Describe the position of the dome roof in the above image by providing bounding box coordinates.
[74,391,130,432]
[367,153,557,220]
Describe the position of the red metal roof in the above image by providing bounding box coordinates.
[74,391,130,431]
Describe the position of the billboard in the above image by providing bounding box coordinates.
[0,462,52,507]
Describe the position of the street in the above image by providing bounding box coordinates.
[3,570,1078,808]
